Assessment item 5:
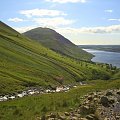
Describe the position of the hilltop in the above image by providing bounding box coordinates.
[0,21,116,94]
[23,27,93,61]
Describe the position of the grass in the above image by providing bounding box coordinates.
[0,21,116,94]
[0,80,120,120]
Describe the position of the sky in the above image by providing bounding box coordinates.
[0,0,120,45]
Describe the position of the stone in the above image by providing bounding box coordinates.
[88,96,93,101]
[80,105,95,115]
[106,91,113,96]
[80,118,88,120]
[116,116,120,120]
[58,115,66,120]
[64,112,69,116]
[117,91,120,95]
[71,116,78,120]
[86,114,98,120]
[49,113,56,118]
[100,96,109,107]
[108,98,115,104]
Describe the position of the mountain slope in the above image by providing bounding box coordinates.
[23,27,93,61]
[0,21,112,94]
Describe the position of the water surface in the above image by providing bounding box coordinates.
[83,49,120,68]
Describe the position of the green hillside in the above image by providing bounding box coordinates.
[23,27,93,61]
[0,21,115,94]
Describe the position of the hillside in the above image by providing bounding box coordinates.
[0,21,115,94]
[23,27,93,61]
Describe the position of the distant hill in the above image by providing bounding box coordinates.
[23,27,93,61]
[0,21,113,94]
[79,45,120,53]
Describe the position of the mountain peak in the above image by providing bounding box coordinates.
[24,27,93,60]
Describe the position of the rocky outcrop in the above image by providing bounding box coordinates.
[40,89,120,120]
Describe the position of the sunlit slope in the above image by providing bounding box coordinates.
[0,21,112,94]
[24,27,93,61]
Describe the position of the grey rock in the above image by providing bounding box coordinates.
[106,91,113,96]
[100,96,109,107]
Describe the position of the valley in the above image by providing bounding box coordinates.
[0,21,120,120]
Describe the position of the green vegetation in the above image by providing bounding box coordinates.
[0,80,120,120]
[0,21,117,94]
[23,27,93,61]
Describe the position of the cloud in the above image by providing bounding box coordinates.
[108,18,120,22]
[8,18,24,22]
[33,17,75,27]
[56,25,120,34]
[20,9,66,17]
[105,9,113,13]
[14,24,120,34]
[14,26,37,33]
[46,0,87,3]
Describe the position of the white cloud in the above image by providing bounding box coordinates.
[20,9,66,17]
[46,0,87,3]
[8,18,24,22]
[14,24,120,34]
[33,17,75,27]
[108,18,120,22]
[14,26,37,33]
[105,9,113,13]
[56,25,120,34]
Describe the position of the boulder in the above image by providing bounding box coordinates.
[108,98,115,104]
[86,114,98,120]
[58,115,66,120]
[117,91,120,95]
[100,96,109,107]
[80,105,95,115]
[106,91,113,96]
[87,96,93,101]
[64,112,69,116]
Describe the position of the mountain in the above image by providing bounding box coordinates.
[23,27,93,61]
[0,21,113,94]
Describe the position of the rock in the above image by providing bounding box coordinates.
[80,118,88,120]
[46,114,51,119]
[108,98,115,104]
[49,113,56,118]
[100,96,109,107]
[106,91,113,96]
[86,114,98,120]
[88,96,93,101]
[71,116,78,120]
[58,115,66,120]
[116,116,120,120]
[64,112,69,116]
[74,113,81,118]
[93,98,98,103]
[86,115,94,120]
[104,117,108,120]
[117,91,120,95]
[117,95,120,102]
[80,105,95,115]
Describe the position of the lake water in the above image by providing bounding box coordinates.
[83,49,120,68]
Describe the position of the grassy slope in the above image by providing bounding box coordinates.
[23,27,93,61]
[0,80,120,120]
[0,21,115,94]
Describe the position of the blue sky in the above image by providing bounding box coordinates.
[1,0,120,45]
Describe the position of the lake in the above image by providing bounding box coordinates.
[83,49,120,68]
